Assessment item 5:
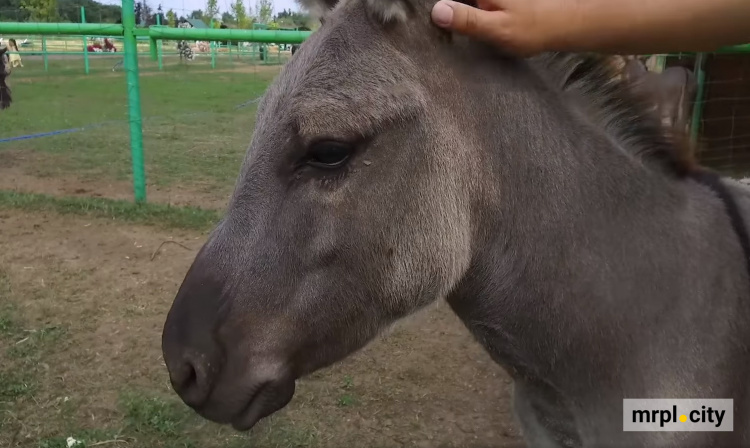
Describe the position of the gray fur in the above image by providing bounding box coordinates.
[364,0,411,23]
[162,0,750,446]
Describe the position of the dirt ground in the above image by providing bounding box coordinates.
[0,154,230,211]
[0,208,525,448]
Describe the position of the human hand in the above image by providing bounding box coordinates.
[431,0,580,56]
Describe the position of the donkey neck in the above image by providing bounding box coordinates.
[444,62,749,393]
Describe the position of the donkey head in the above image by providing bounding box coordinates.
[164,0,663,432]
[162,0,483,430]
[0,45,12,110]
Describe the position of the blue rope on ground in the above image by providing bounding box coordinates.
[0,94,265,145]
[0,127,84,143]
[234,96,263,110]
[0,120,124,144]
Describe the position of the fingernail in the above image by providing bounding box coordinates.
[432,1,454,27]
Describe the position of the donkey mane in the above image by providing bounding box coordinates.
[532,52,696,178]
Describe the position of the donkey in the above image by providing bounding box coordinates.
[162,0,750,446]
[0,44,11,110]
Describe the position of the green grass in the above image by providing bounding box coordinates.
[7,325,66,359]
[32,389,320,448]
[0,370,36,401]
[0,191,222,231]
[0,283,66,439]
[120,391,192,438]
[0,303,17,338]
[1,55,281,207]
[337,375,358,407]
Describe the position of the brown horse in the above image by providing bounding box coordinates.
[162,1,750,446]
[619,56,700,172]
[621,56,698,136]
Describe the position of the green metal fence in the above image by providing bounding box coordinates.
[5,34,294,74]
[0,0,310,203]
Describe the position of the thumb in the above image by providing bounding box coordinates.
[431,0,499,38]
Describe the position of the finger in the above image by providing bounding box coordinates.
[431,0,505,40]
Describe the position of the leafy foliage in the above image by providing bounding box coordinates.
[165,8,176,26]
[0,0,121,23]
[20,0,57,21]
[203,0,218,24]
[255,0,273,25]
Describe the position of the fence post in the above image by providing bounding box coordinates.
[149,36,157,60]
[156,14,163,70]
[654,55,667,73]
[122,0,147,203]
[690,53,708,144]
[81,7,90,75]
[42,36,48,72]
[210,40,216,68]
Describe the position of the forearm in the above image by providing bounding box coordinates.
[555,0,750,54]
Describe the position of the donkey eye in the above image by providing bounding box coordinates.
[306,141,353,169]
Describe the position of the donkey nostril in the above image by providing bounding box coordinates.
[170,356,211,408]
[175,361,197,390]
[184,363,197,389]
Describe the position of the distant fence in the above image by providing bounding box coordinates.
[0,4,311,203]
[4,34,293,74]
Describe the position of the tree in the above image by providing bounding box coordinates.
[134,1,142,23]
[189,9,202,19]
[20,0,57,21]
[230,0,248,28]
[255,0,272,24]
[275,8,310,27]
[166,8,177,26]
[203,0,218,23]
[139,0,153,25]
[53,0,121,23]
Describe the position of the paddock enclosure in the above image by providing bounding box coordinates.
[1,6,749,447]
